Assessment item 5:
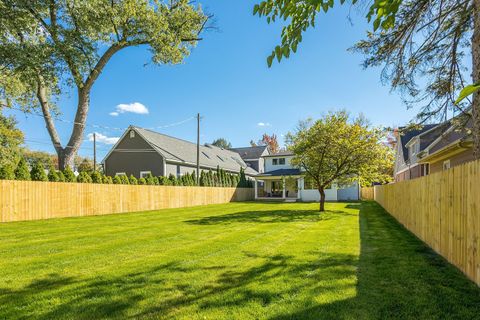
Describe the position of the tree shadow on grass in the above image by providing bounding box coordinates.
[184,209,356,225]
[269,201,480,319]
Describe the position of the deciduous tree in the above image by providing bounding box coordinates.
[286,111,393,211]
[0,0,210,169]
[212,138,232,149]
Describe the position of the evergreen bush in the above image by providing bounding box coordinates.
[90,171,103,184]
[113,175,122,184]
[103,175,113,184]
[129,175,138,185]
[47,165,60,182]
[77,171,92,183]
[0,164,15,180]
[63,167,76,182]
[120,175,130,184]
[168,174,177,186]
[30,161,48,181]
[15,158,31,181]
[57,171,65,182]
[152,176,159,185]
[138,177,147,185]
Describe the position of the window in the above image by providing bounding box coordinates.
[272,158,285,165]
[176,165,181,178]
[443,160,451,171]
[129,130,135,138]
[115,172,126,176]
[140,171,151,178]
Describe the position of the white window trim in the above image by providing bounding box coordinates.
[140,171,151,178]
[115,172,127,176]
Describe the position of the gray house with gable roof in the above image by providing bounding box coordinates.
[102,126,257,179]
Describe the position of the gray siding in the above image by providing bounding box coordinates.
[104,130,165,178]
[105,151,164,178]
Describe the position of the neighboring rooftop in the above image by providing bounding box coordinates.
[120,126,258,175]
[398,124,438,162]
[256,168,302,177]
[229,146,269,160]
[263,150,294,157]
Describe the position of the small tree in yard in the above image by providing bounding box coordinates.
[138,177,147,185]
[113,175,122,185]
[0,164,15,180]
[287,111,393,212]
[129,175,138,185]
[103,175,113,184]
[91,171,103,184]
[15,158,31,181]
[57,171,65,182]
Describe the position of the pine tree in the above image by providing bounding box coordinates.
[14,158,31,181]
[152,176,159,185]
[138,177,147,185]
[30,161,48,181]
[77,171,92,183]
[145,173,155,185]
[90,171,103,184]
[120,175,130,184]
[57,171,65,182]
[63,167,76,182]
[47,165,60,182]
[0,164,15,180]
[168,174,177,186]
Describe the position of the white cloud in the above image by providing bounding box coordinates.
[113,102,149,115]
[109,111,119,116]
[87,132,119,145]
[257,122,271,127]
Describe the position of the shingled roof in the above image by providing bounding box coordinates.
[229,146,269,160]
[130,126,258,176]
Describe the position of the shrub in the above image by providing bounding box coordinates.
[120,175,130,184]
[138,177,147,185]
[0,164,15,180]
[90,171,103,184]
[63,167,76,182]
[113,175,122,184]
[30,161,48,181]
[158,176,167,185]
[129,175,138,185]
[77,171,92,183]
[145,173,155,185]
[57,171,65,182]
[14,158,31,181]
[152,176,159,185]
[103,175,113,184]
[168,174,177,186]
[47,165,60,182]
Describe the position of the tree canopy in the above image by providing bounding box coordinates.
[212,138,232,149]
[286,111,393,211]
[251,133,280,153]
[0,0,210,169]
[0,108,23,168]
[254,0,480,158]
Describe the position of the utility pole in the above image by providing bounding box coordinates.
[196,113,200,184]
[93,132,97,172]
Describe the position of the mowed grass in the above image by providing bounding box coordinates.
[1,202,480,319]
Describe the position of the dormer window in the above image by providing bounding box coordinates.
[130,130,135,138]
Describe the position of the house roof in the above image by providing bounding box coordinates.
[263,150,294,157]
[398,124,438,163]
[113,126,258,176]
[256,168,302,177]
[229,146,269,160]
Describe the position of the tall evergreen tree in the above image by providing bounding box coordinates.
[14,158,31,181]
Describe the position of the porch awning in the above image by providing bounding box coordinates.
[256,169,303,178]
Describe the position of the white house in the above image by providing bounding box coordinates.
[254,151,360,202]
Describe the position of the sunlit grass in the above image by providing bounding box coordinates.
[0,201,479,319]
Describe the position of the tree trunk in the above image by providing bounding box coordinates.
[319,187,326,212]
[472,0,480,159]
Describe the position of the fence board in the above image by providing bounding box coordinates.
[0,180,254,223]
[360,187,374,200]
[374,160,480,286]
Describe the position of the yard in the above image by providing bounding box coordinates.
[0,202,479,319]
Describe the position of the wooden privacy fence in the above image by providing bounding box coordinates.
[374,159,480,285]
[0,180,254,223]
[360,187,374,200]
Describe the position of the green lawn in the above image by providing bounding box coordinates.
[1,201,479,319]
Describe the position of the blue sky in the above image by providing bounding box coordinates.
[7,0,418,160]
